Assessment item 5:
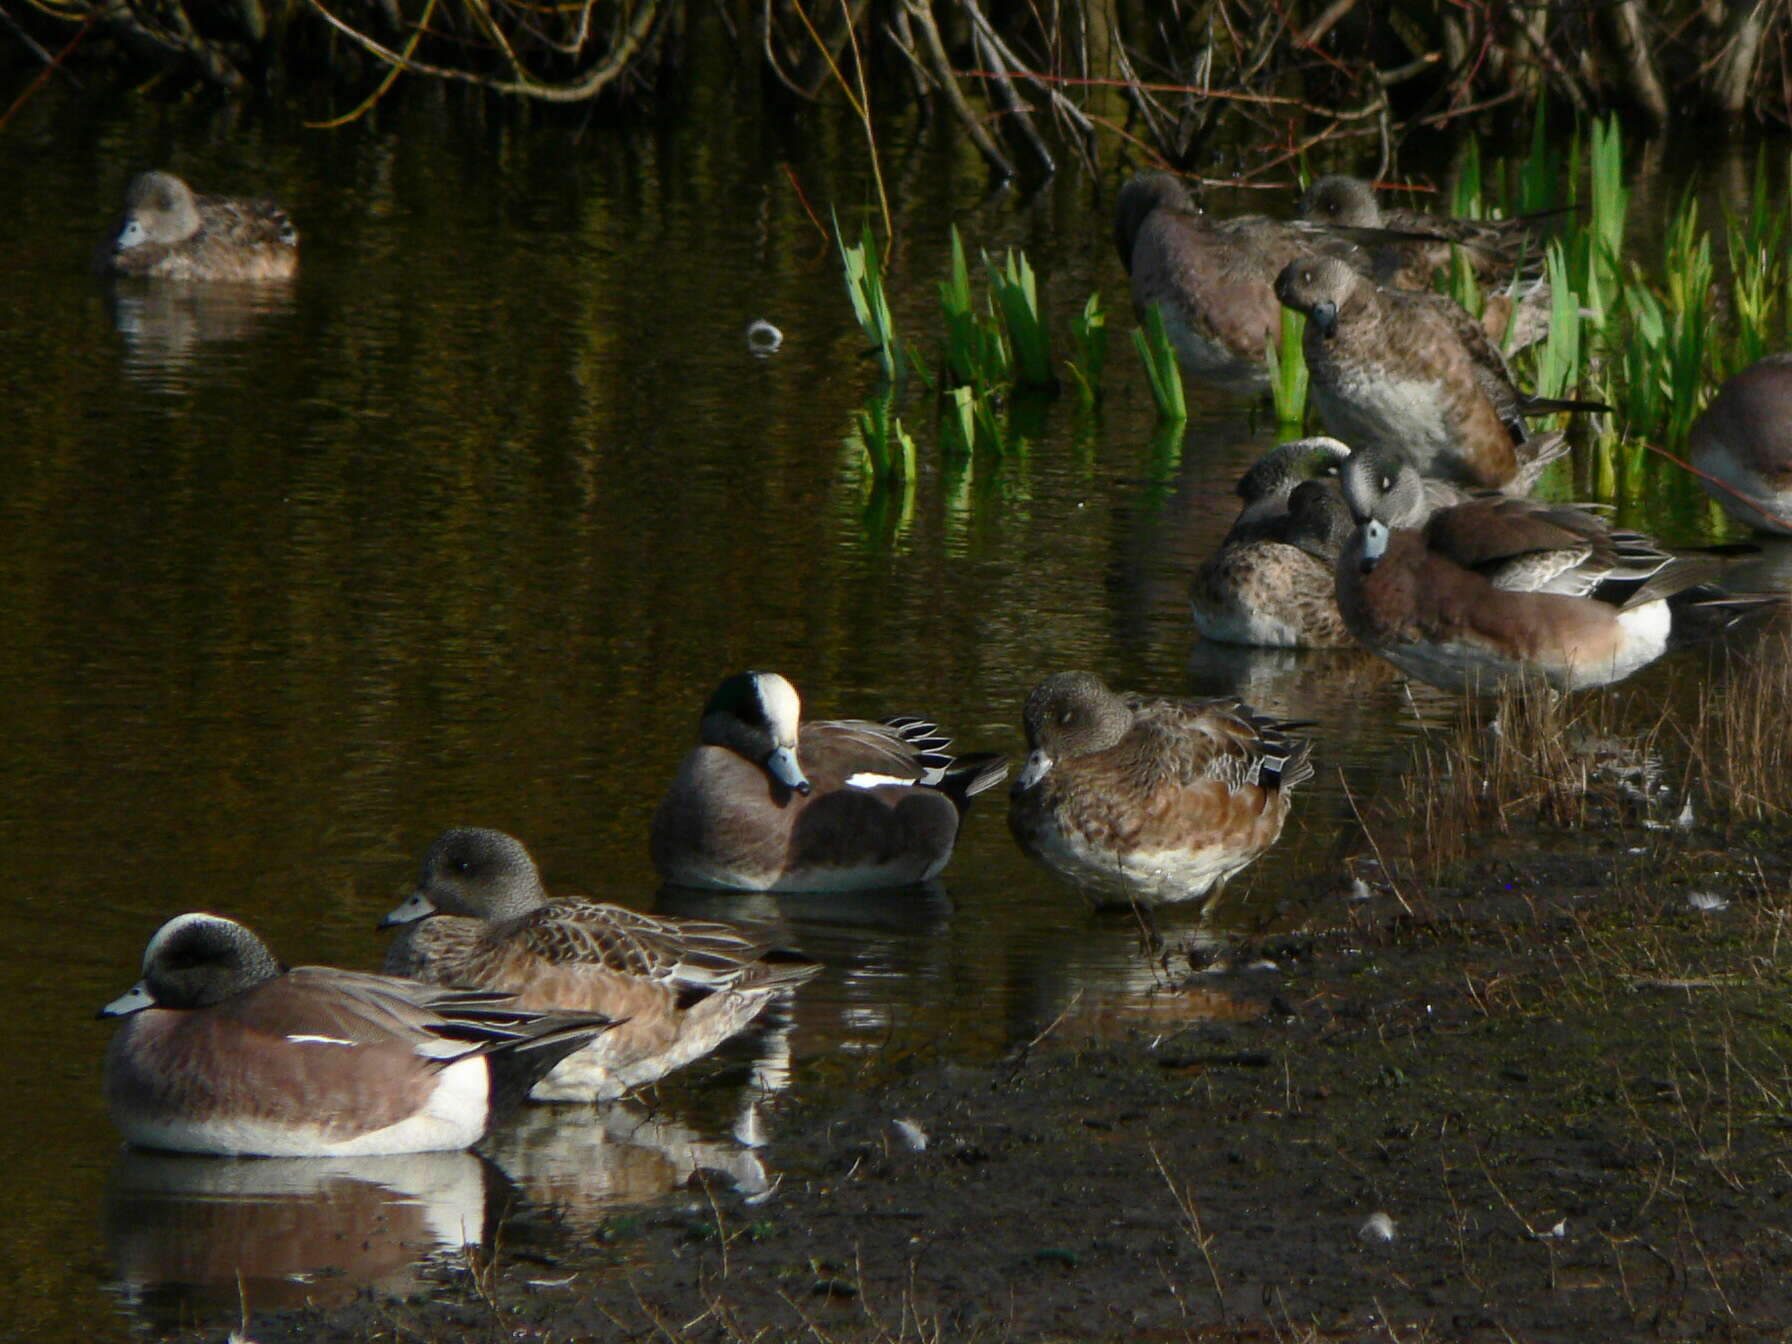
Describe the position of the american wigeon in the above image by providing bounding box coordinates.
[96,171,298,281]
[1116,173,1420,390]
[1008,672,1314,906]
[100,913,613,1157]
[1191,438,1357,648]
[1688,353,1792,535]
[1333,452,1718,693]
[1298,174,1547,287]
[1274,254,1601,490]
[650,671,1008,892]
[381,827,821,1101]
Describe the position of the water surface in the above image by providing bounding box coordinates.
[0,90,1776,1339]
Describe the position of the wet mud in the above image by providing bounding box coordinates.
[162,824,1792,1344]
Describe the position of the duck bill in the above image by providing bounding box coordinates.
[1309,300,1338,339]
[98,979,156,1019]
[1358,519,1389,574]
[766,745,812,796]
[1014,749,1054,792]
[379,890,439,928]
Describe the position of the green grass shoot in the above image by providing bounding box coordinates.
[835,211,901,382]
[1263,309,1308,428]
[939,226,1004,390]
[1065,292,1106,410]
[985,247,1056,390]
[1132,302,1186,422]
[852,391,916,481]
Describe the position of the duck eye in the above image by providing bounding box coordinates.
[453,858,473,874]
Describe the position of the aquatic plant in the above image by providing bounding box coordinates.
[983,247,1055,391]
[1064,292,1107,411]
[1132,303,1187,423]
[1525,242,1583,406]
[939,227,1005,392]
[1262,309,1307,430]
[851,391,916,483]
[836,215,902,383]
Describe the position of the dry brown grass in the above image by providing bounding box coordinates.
[1372,623,1792,890]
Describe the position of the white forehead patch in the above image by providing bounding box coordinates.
[144,911,230,971]
[753,672,803,742]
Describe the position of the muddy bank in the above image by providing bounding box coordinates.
[162,823,1792,1344]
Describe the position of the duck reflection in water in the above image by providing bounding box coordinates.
[104,1149,489,1323]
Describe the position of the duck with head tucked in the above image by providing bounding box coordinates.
[382,827,822,1102]
[100,912,613,1157]
[651,671,1008,892]
[1191,437,1357,649]
[1008,672,1313,907]
[96,171,299,282]
[1332,450,1740,694]
[1688,353,1792,536]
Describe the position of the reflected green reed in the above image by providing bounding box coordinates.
[0,88,1779,1340]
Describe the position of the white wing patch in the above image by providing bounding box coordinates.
[845,771,912,789]
[285,1034,358,1046]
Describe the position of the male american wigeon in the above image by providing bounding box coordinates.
[1274,254,1601,490]
[381,827,821,1101]
[1116,173,1422,390]
[96,171,299,281]
[1008,672,1314,906]
[1333,452,1725,693]
[100,913,613,1157]
[1190,437,1357,648]
[1688,353,1792,536]
[650,671,1008,892]
[1298,174,1549,288]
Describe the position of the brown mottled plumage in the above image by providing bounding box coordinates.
[1116,173,1419,391]
[1274,254,1598,491]
[96,171,298,281]
[382,828,821,1101]
[1689,353,1792,535]
[1008,672,1313,906]
[1191,438,1357,648]
[102,913,613,1156]
[1299,174,1550,287]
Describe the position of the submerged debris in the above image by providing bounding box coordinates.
[891,1117,928,1151]
[746,319,783,355]
[1358,1211,1397,1243]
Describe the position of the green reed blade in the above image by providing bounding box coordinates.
[1065,291,1107,410]
[1131,303,1186,422]
[985,247,1056,390]
[1263,308,1307,428]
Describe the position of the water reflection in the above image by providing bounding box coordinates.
[485,1098,774,1229]
[103,279,296,390]
[103,1149,487,1323]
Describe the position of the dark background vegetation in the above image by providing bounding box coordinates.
[5,2,1788,171]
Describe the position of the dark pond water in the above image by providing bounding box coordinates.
[0,80,1784,1339]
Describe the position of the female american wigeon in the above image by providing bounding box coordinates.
[1333,452,1721,694]
[1689,353,1792,536]
[100,913,612,1157]
[1298,174,1546,286]
[1274,254,1597,490]
[381,827,821,1101]
[1191,437,1357,648]
[1116,173,1413,391]
[96,171,298,281]
[650,671,1008,892]
[1008,672,1314,906]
